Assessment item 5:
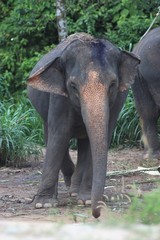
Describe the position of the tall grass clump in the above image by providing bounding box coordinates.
[0,97,43,167]
[111,90,141,148]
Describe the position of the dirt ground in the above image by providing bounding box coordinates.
[0,148,160,224]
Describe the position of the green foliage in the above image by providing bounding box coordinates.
[111,91,141,147]
[0,0,159,98]
[66,0,159,49]
[127,189,160,224]
[0,0,57,97]
[69,139,77,150]
[0,0,160,153]
[0,96,43,166]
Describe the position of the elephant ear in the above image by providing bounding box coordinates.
[119,50,140,92]
[27,40,70,97]
[28,33,93,97]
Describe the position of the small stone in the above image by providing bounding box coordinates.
[53,202,58,208]
[77,199,84,205]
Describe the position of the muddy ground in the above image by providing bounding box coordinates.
[0,148,160,223]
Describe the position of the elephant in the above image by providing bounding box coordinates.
[27,33,140,218]
[132,27,160,167]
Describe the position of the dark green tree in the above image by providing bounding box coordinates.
[0,0,159,98]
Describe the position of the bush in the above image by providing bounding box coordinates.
[111,91,141,147]
[0,96,43,166]
[0,0,57,98]
[127,189,160,224]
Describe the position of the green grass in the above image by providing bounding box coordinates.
[127,188,160,224]
[0,96,43,166]
[111,90,141,148]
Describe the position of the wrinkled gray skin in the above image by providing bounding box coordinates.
[28,90,75,188]
[28,33,140,218]
[132,27,160,167]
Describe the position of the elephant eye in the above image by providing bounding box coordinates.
[70,82,79,96]
[109,81,116,94]
[70,82,76,90]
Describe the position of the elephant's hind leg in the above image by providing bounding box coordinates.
[70,138,92,204]
[140,115,160,167]
[61,149,75,188]
[138,102,160,167]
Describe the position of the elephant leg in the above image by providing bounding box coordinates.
[70,138,92,198]
[35,132,70,208]
[61,149,75,188]
[43,121,75,188]
[132,78,160,167]
[34,97,72,208]
[77,140,92,205]
[140,114,160,167]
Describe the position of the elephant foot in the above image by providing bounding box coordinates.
[140,159,159,168]
[77,191,91,205]
[34,194,58,209]
[143,149,160,160]
[78,199,92,205]
[69,193,91,205]
[69,181,92,205]
[69,184,79,197]
[70,192,78,197]
[70,191,92,204]
[70,188,91,205]
[140,151,160,168]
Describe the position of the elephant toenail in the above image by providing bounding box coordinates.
[44,203,52,208]
[71,193,78,197]
[78,199,84,205]
[53,202,58,207]
[36,203,43,208]
[85,200,92,205]
[111,196,115,202]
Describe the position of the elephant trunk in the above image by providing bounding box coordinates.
[81,78,109,218]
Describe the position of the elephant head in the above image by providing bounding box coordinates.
[28,33,140,218]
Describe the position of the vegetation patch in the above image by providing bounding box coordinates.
[127,189,160,224]
[0,96,43,166]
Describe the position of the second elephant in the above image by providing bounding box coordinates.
[132,27,160,167]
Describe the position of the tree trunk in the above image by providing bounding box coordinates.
[56,0,68,42]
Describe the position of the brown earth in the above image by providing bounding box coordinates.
[0,148,160,224]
